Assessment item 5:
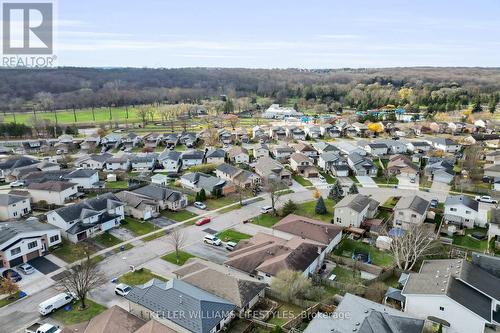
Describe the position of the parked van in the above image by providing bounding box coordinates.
[39,292,75,315]
[225,241,237,251]
[203,234,222,246]
[260,205,273,214]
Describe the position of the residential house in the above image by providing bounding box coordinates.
[179,132,198,148]
[18,140,49,154]
[132,184,188,211]
[101,133,123,148]
[180,150,205,170]
[115,191,160,220]
[254,157,292,185]
[378,139,407,154]
[126,279,236,333]
[0,156,40,181]
[407,141,432,153]
[150,174,168,186]
[485,150,500,165]
[364,143,389,156]
[347,152,377,177]
[286,126,306,140]
[318,152,349,176]
[162,133,179,149]
[271,145,294,161]
[130,154,157,172]
[393,195,431,230]
[218,129,234,145]
[252,126,266,140]
[332,141,367,156]
[143,133,162,149]
[173,259,266,316]
[0,193,31,221]
[215,163,261,188]
[262,104,303,119]
[304,293,425,333]
[424,158,455,184]
[269,126,287,140]
[292,142,319,160]
[0,218,61,268]
[76,153,113,170]
[346,122,368,137]
[444,195,482,228]
[181,172,228,196]
[402,259,500,333]
[105,155,131,172]
[47,193,124,243]
[158,150,182,174]
[312,141,339,155]
[205,148,226,165]
[484,165,500,179]
[253,143,269,159]
[320,123,343,138]
[27,181,78,205]
[386,154,419,178]
[334,194,379,228]
[121,132,142,148]
[81,134,101,152]
[428,138,461,153]
[488,209,500,249]
[289,153,318,178]
[227,147,249,164]
[66,169,102,189]
[225,232,325,284]
[304,125,321,139]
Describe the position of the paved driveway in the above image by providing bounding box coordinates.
[431,181,451,194]
[356,176,378,188]
[28,256,60,275]
[397,175,419,190]
[184,242,228,265]
[147,216,176,228]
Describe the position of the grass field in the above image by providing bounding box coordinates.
[161,250,196,266]
[51,239,98,263]
[292,175,313,187]
[0,292,22,308]
[161,209,198,222]
[118,268,167,285]
[122,217,157,236]
[294,198,335,222]
[267,302,304,326]
[217,229,251,243]
[51,299,107,325]
[251,214,281,228]
[105,181,129,189]
[319,172,336,184]
[333,238,394,268]
[453,227,489,251]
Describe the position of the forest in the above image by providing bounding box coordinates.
[0,67,499,114]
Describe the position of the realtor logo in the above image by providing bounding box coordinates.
[2,2,53,54]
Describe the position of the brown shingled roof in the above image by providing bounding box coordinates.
[272,214,342,246]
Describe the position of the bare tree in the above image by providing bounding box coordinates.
[136,107,149,127]
[271,269,311,302]
[387,224,436,271]
[167,228,186,264]
[264,176,286,215]
[224,114,239,130]
[57,256,106,309]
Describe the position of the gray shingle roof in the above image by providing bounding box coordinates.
[445,195,479,211]
[132,184,183,203]
[336,194,378,213]
[0,219,58,246]
[67,169,98,178]
[181,173,225,192]
[52,193,123,222]
[394,195,430,215]
[125,279,235,333]
[215,163,239,177]
[205,148,226,159]
[0,193,27,207]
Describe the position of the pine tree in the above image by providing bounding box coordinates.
[328,182,344,201]
[195,192,201,202]
[348,183,359,194]
[315,196,327,215]
[199,188,207,201]
[282,199,297,216]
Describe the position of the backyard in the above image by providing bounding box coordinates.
[333,238,394,268]
[452,227,489,251]
[267,302,304,327]
[104,180,129,189]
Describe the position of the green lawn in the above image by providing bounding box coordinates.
[51,239,97,263]
[373,176,399,185]
[142,231,167,241]
[118,268,168,285]
[93,232,123,248]
[319,172,336,184]
[51,299,107,325]
[453,227,489,251]
[0,292,22,308]
[267,302,304,326]
[217,229,251,243]
[333,238,394,268]
[161,250,196,266]
[122,217,157,236]
[105,181,129,189]
[375,210,391,222]
[331,265,362,284]
[251,214,281,228]
[161,209,198,222]
[277,189,294,195]
[294,198,335,222]
[204,196,239,210]
[292,175,313,187]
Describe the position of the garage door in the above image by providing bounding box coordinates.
[9,256,23,267]
[26,250,40,261]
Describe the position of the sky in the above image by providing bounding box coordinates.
[9,0,500,68]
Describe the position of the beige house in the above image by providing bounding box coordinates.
[393,195,430,230]
[334,194,379,228]
[289,153,319,178]
[0,193,31,221]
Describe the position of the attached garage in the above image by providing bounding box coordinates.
[26,250,40,261]
[9,256,23,268]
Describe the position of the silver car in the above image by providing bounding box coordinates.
[18,263,35,275]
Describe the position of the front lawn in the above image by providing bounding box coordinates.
[204,196,239,210]
[51,299,107,325]
[292,175,313,187]
[294,198,335,223]
[118,268,168,285]
[217,229,251,243]
[251,214,281,228]
[161,250,196,266]
[51,239,97,263]
[105,180,129,189]
[0,292,23,308]
[373,176,399,185]
[382,197,399,208]
[452,227,489,251]
[93,232,123,248]
[122,217,157,236]
[333,238,394,268]
[161,209,198,222]
[320,172,336,184]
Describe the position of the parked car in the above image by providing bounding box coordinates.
[2,269,22,282]
[203,234,222,246]
[194,201,207,210]
[430,199,439,208]
[225,241,237,251]
[318,175,325,182]
[260,205,273,214]
[18,263,35,275]
[409,176,416,183]
[38,292,75,315]
[475,195,498,204]
[9,180,25,188]
[196,217,211,226]
[25,322,62,333]
[114,283,132,296]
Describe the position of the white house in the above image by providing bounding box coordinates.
[205,148,226,165]
[253,144,269,159]
[262,104,303,119]
[105,156,130,171]
[393,195,430,230]
[272,145,295,160]
[76,153,112,170]
[364,143,389,156]
[0,218,61,268]
[180,150,205,170]
[65,169,101,189]
[0,194,31,221]
[334,194,379,228]
[443,195,482,228]
[227,147,249,164]
[27,181,78,205]
[130,154,157,172]
[150,173,168,186]
[158,150,182,173]
[47,193,124,243]
[428,138,461,153]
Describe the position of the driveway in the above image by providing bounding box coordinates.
[430,181,451,194]
[147,216,176,228]
[397,175,419,190]
[109,227,136,241]
[184,242,228,265]
[356,176,378,188]
[28,257,60,275]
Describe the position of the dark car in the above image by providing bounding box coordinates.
[2,269,22,282]
[430,199,439,208]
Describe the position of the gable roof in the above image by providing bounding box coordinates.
[0,218,59,247]
[51,193,123,222]
[0,193,26,207]
[394,195,430,215]
[133,184,184,203]
[27,180,76,192]
[125,279,235,333]
[444,195,479,211]
[272,214,342,246]
[336,194,379,213]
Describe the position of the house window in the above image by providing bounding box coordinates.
[28,241,37,249]
[13,212,17,217]
[439,306,444,311]
[10,247,21,256]
[450,208,457,212]
[411,214,417,218]
[465,211,471,215]
[50,235,59,243]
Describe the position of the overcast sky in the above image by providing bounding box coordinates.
[48,0,500,68]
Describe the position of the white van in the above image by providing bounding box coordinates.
[260,205,273,214]
[39,292,75,315]
[203,235,222,246]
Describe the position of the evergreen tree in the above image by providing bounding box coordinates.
[315,196,327,215]
[195,192,201,202]
[348,183,359,194]
[328,182,344,201]
[282,199,297,216]
[199,188,207,201]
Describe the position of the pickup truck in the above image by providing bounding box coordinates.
[26,323,62,333]
[475,195,498,204]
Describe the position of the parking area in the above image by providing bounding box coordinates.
[184,242,228,265]
[28,256,60,275]
[356,176,378,188]
[0,266,44,288]
[397,175,419,190]
[109,227,136,241]
[147,216,177,228]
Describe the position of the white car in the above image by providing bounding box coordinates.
[203,234,222,246]
[475,195,498,204]
[194,201,207,210]
[318,175,325,182]
[260,205,273,214]
[9,180,25,188]
[18,263,35,275]
[225,241,237,251]
[114,283,132,296]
